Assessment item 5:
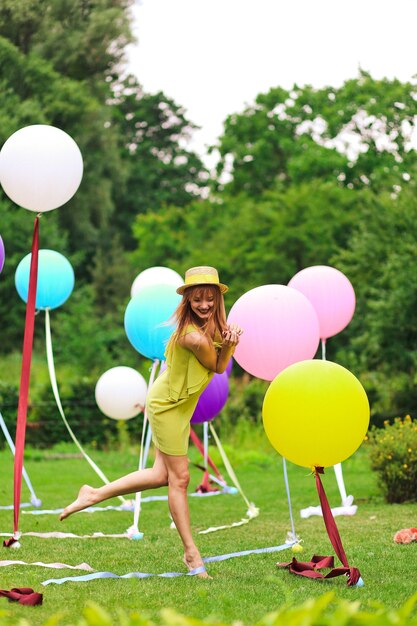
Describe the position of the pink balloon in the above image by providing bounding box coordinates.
[288,266,356,339]
[228,285,320,381]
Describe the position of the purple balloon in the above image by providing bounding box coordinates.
[191,371,229,424]
[0,236,4,274]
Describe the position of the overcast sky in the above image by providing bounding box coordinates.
[127,0,417,165]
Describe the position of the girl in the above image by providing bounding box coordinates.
[60,266,242,578]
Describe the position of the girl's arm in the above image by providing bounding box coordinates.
[179,325,242,374]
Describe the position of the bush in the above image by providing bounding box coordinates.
[25,379,143,449]
[1,593,417,626]
[367,414,417,503]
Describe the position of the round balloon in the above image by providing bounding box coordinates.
[228,285,320,381]
[288,265,356,339]
[95,367,147,420]
[124,284,181,360]
[131,266,182,297]
[0,125,83,212]
[262,359,370,469]
[15,249,75,310]
[191,372,229,424]
[0,235,4,274]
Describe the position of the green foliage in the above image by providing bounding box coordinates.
[215,70,417,196]
[333,188,417,421]
[1,593,417,626]
[25,377,143,448]
[367,415,417,503]
[1,446,416,624]
[111,75,208,248]
[130,181,364,305]
[0,0,134,81]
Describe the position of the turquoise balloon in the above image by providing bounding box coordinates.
[124,284,181,360]
[15,249,75,310]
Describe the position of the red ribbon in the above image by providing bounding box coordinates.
[12,216,39,537]
[189,428,225,482]
[0,587,43,606]
[277,467,361,587]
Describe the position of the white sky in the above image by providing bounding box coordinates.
[127,0,417,166]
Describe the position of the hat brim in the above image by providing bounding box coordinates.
[176,283,228,295]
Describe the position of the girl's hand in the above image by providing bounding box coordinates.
[222,323,243,347]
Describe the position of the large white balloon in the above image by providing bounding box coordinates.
[95,367,147,421]
[131,266,182,297]
[0,125,83,212]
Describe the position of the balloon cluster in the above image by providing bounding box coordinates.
[228,266,369,469]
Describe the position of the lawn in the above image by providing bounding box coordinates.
[0,438,416,625]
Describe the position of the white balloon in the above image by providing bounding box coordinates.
[95,366,147,421]
[0,125,83,212]
[131,266,182,297]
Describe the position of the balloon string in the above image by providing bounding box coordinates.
[203,422,209,470]
[12,216,39,538]
[132,359,160,531]
[0,412,40,505]
[282,457,297,541]
[44,309,127,503]
[208,423,251,509]
[189,428,223,479]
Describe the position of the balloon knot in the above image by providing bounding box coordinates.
[314,466,325,475]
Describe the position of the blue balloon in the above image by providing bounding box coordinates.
[124,284,181,360]
[15,249,75,310]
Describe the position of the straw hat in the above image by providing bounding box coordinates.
[176,266,228,295]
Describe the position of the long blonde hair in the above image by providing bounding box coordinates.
[170,285,227,344]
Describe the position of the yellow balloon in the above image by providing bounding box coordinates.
[262,360,370,469]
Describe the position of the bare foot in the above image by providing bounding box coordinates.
[60,485,97,521]
[183,553,212,579]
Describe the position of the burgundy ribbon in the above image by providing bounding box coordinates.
[0,587,43,606]
[12,216,39,538]
[277,467,361,587]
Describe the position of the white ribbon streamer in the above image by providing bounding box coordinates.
[0,411,41,507]
[44,309,127,504]
[0,560,94,570]
[128,359,160,537]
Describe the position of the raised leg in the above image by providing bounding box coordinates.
[60,449,168,520]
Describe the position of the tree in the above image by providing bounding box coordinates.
[0,0,134,83]
[334,183,417,422]
[214,71,417,196]
[129,180,365,307]
[111,75,208,248]
[0,35,126,270]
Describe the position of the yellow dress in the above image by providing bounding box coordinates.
[146,324,221,456]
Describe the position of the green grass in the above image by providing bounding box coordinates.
[0,441,416,625]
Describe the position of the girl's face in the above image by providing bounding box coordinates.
[189,287,216,322]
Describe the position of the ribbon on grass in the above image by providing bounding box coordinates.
[45,308,127,505]
[278,467,363,588]
[0,587,42,606]
[1,531,129,540]
[19,489,230,518]
[0,503,35,510]
[41,542,293,586]
[6,216,39,547]
[0,560,93,571]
